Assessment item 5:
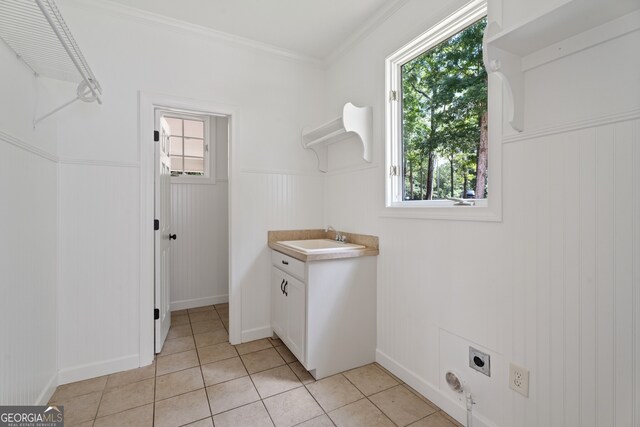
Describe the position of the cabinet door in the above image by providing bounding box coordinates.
[271,267,287,339]
[285,274,306,362]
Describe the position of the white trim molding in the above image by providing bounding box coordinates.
[503,108,640,144]
[138,91,240,364]
[241,326,273,344]
[58,157,140,168]
[57,354,139,385]
[376,349,498,427]
[35,372,59,406]
[326,0,409,65]
[383,0,503,222]
[0,129,57,162]
[70,0,322,67]
[170,295,229,312]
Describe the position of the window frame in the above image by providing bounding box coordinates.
[384,0,502,222]
[160,110,216,185]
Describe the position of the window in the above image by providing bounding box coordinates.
[385,0,499,219]
[162,113,210,179]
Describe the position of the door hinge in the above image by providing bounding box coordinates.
[390,165,398,176]
[154,308,159,320]
[154,219,159,230]
[154,130,159,142]
[389,90,398,102]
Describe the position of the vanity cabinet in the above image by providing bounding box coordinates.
[270,249,376,379]
[270,264,306,362]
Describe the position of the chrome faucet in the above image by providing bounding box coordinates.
[325,225,346,243]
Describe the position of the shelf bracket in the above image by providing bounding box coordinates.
[33,79,100,127]
[302,103,373,172]
[483,21,524,132]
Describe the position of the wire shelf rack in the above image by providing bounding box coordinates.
[0,0,102,126]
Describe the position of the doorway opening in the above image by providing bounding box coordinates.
[154,107,230,353]
[138,92,239,366]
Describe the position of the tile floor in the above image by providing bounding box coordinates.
[49,303,462,427]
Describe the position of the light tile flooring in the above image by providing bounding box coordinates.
[49,304,462,427]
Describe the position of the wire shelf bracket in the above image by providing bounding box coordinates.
[0,0,102,127]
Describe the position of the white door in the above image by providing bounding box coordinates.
[155,117,173,353]
[285,274,306,362]
[271,267,287,339]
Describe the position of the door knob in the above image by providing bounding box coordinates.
[169,234,177,240]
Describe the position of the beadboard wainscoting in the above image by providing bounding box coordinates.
[169,181,229,310]
[374,115,640,427]
[58,162,141,384]
[232,170,325,343]
[0,36,60,406]
[0,134,58,405]
[321,0,640,425]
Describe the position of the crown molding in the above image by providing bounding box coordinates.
[69,0,324,67]
[325,0,410,66]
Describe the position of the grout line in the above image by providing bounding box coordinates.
[359,393,399,427]
[152,355,157,426]
[300,380,331,422]
[69,305,466,427]
[235,352,278,425]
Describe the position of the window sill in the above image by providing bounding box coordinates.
[170,176,217,185]
[380,201,501,222]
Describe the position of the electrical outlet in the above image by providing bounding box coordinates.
[509,363,529,397]
[469,347,490,376]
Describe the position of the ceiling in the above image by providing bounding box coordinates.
[105,0,401,60]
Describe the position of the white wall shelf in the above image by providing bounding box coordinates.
[483,0,640,132]
[0,0,102,126]
[302,102,372,172]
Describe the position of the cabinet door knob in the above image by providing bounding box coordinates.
[284,281,288,296]
[280,279,285,294]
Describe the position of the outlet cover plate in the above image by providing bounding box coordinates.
[469,347,490,376]
[509,363,530,397]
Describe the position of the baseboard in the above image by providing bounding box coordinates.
[376,349,498,427]
[57,354,140,385]
[35,371,59,405]
[171,295,228,311]
[241,326,272,343]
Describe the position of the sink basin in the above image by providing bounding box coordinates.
[277,239,366,254]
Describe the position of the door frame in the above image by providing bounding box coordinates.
[138,91,240,366]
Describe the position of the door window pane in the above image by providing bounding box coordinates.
[184,120,204,138]
[184,157,204,173]
[184,138,204,157]
[163,115,209,178]
[169,137,183,155]
[170,156,183,172]
[165,117,182,136]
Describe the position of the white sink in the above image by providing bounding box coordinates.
[277,239,365,254]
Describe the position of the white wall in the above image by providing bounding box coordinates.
[170,116,229,310]
[0,45,59,404]
[54,0,326,381]
[324,0,640,426]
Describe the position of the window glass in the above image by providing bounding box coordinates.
[184,119,204,138]
[184,157,204,173]
[169,137,182,155]
[400,17,487,201]
[165,117,182,136]
[184,138,204,157]
[163,115,207,177]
